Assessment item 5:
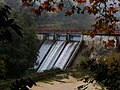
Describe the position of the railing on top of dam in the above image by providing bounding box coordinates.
[36,29,120,41]
[36,29,82,34]
[36,29,120,36]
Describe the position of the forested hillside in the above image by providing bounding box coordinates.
[4,0,94,30]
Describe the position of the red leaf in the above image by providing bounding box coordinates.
[23,1,30,6]
[58,3,64,9]
[95,29,100,33]
[109,7,118,13]
[65,11,72,16]
[95,17,100,21]
[75,0,86,3]
[90,0,93,4]
[51,8,60,12]
[42,1,50,8]
[106,40,115,47]
[90,31,96,38]
[46,6,52,12]
[31,8,36,12]
[35,10,41,16]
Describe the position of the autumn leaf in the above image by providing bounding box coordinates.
[106,40,115,47]
[90,0,94,4]
[51,8,60,12]
[43,1,50,6]
[65,11,72,16]
[110,30,115,34]
[58,3,64,9]
[95,29,100,33]
[109,7,118,13]
[104,14,110,18]
[35,10,41,16]
[41,1,50,9]
[75,0,86,3]
[86,6,92,14]
[95,17,100,21]
[104,27,111,34]
[90,30,97,38]
[23,1,30,6]
[31,8,36,12]
[39,6,44,12]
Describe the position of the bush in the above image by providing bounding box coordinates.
[106,52,120,71]
[78,55,89,70]
[10,78,36,90]
[78,52,120,89]
[0,5,39,78]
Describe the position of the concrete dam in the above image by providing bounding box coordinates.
[34,29,120,72]
[34,30,82,72]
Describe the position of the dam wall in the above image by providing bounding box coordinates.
[35,34,82,72]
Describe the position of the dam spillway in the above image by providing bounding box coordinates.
[53,42,78,69]
[35,34,82,72]
[34,40,55,70]
[37,41,66,72]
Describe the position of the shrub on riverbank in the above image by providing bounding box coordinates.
[74,50,120,89]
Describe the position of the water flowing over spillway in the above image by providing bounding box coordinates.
[34,40,54,69]
[37,41,66,72]
[35,40,80,72]
[53,42,78,69]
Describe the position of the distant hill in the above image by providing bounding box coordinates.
[3,0,94,30]
[37,12,94,30]
[3,0,119,30]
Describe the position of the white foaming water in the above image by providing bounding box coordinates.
[54,42,78,69]
[37,41,65,72]
[34,40,54,69]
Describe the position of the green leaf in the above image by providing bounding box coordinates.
[4,5,12,10]
[10,24,23,37]
[1,9,8,20]
[1,8,10,15]
[6,19,14,25]
[1,29,12,41]
[5,29,12,41]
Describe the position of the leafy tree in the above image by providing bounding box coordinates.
[0,4,39,78]
[0,4,23,41]
[78,50,120,89]
[0,4,24,79]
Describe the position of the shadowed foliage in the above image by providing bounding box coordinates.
[0,5,23,41]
